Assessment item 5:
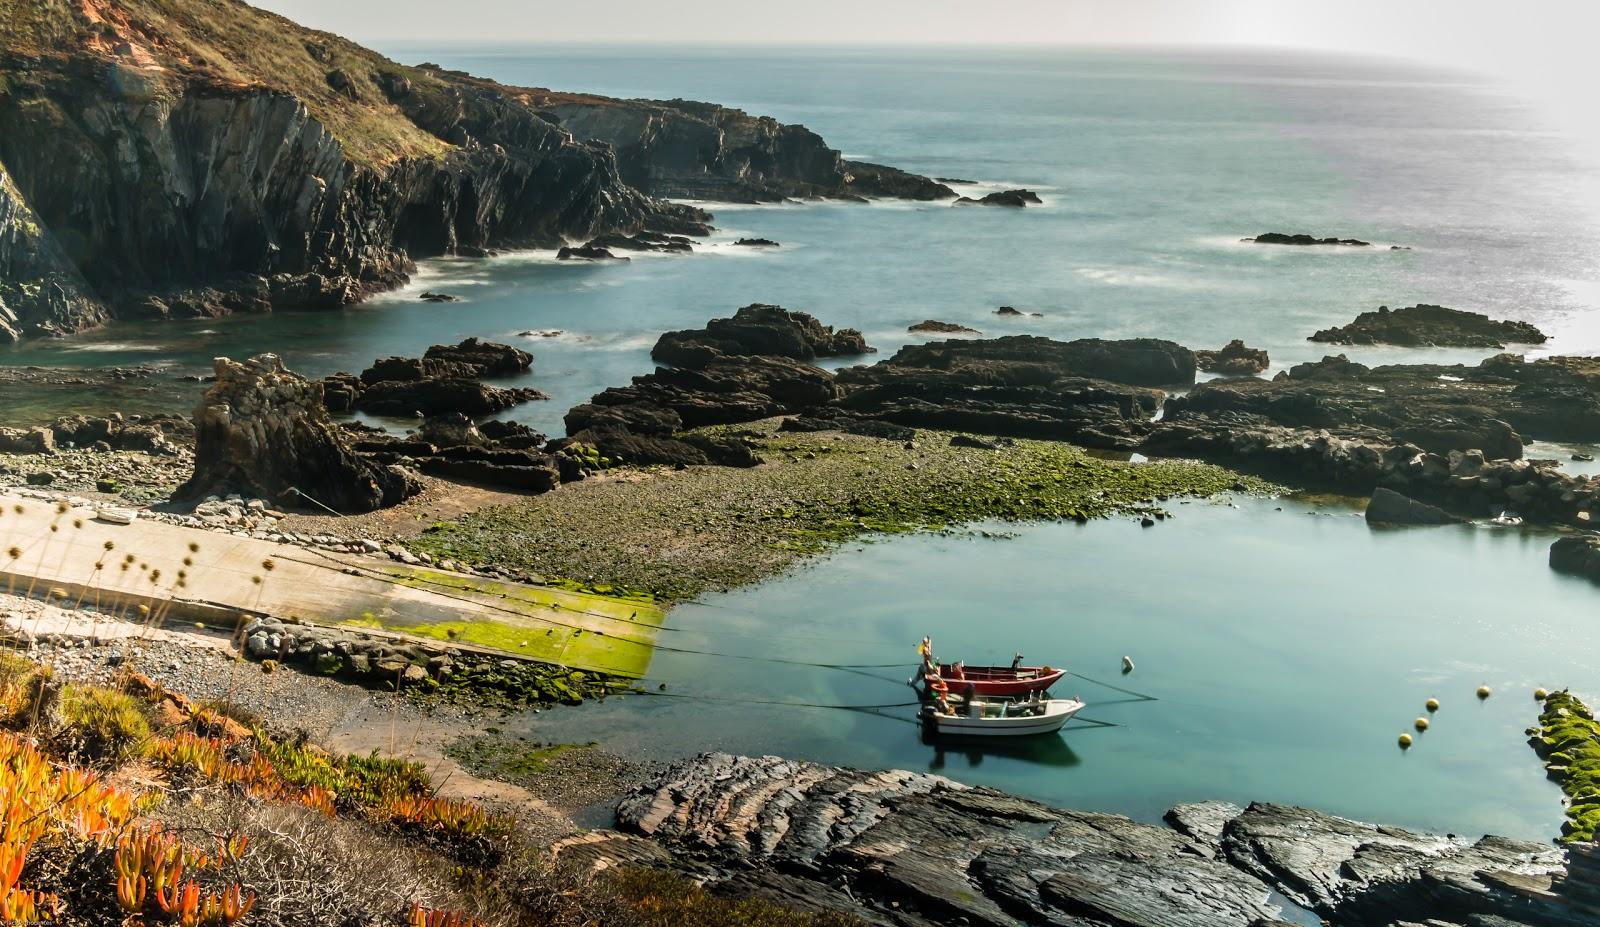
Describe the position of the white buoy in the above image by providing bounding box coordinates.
[1121,655,1135,674]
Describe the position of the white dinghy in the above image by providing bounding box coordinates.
[921,696,1085,737]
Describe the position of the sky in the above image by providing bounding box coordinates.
[255,0,1600,157]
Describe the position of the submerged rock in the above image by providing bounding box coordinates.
[1365,487,1465,526]
[733,237,780,247]
[1311,304,1548,348]
[177,354,418,513]
[556,244,627,261]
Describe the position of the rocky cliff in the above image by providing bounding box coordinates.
[495,84,956,203]
[0,0,945,343]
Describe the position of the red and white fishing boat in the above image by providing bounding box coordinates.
[925,662,1066,697]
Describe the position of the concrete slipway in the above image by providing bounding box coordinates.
[0,491,665,678]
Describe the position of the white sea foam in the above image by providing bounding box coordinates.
[69,342,163,353]
[1075,266,1213,290]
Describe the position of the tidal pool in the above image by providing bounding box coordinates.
[516,495,1597,841]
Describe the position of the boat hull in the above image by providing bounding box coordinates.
[922,699,1084,737]
[931,664,1066,697]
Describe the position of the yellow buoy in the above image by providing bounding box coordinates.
[1477,685,1492,699]
[1398,733,1414,748]
[1425,698,1440,712]
[1415,717,1430,731]
[1534,688,1549,701]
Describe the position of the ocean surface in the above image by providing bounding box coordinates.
[7,46,1600,838]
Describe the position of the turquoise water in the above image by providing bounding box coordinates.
[524,496,1597,841]
[5,47,1599,838]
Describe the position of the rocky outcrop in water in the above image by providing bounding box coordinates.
[831,336,1181,448]
[954,189,1042,207]
[322,339,545,418]
[1311,304,1548,348]
[1246,232,1372,246]
[514,90,955,203]
[908,319,980,334]
[652,303,874,367]
[178,354,418,512]
[576,752,1573,927]
[1549,534,1600,585]
[1196,339,1270,375]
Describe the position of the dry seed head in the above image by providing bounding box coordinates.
[137,604,150,616]
[262,559,275,572]
[55,501,68,514]
[182,557,193,567]
[251,576,261,585]
[6,547,18,560]
[49,524,58,533]
[12,505,23,514]
[72,518,83,529]
[188,542,200,553]
[94,561,105,570]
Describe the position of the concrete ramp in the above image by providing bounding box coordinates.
[0,492,664,678]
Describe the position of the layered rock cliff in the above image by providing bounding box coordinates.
[477,82,956,203]
[0,0,947,342]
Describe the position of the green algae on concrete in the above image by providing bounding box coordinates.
[343,565,665,679]
[405,421,1283,601]
[1529,690,1600,842]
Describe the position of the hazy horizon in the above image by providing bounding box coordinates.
[253,0,1600,160]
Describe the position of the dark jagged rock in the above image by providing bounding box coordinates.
[600,753,1572,927]
[419,448,561,492]
[824,336,1190,449]
[1,166,108,342]
[1153,352,1600,475]
[584,231,693,253]
[47,413,192,454]
[1365,487,1465,526]
[653,303,873,368]
[909,320,980,334]
[177,354,418,512]
[1197,339,1270,376]
[733,237,780,247]
[1549,534,1600,584]
[328,339,542,417]
[1218,802,1562,924]
[556,245,627,261]
[519,89,954,203]
[563,426,761,468]
[1246,232,1372,246]
[355,379,545,418]
[423,338,533,378]
[418,291,461,303]
[954,189,1043,208]
[568,356,840,436]
[1311,304,1548,348]
[855,335,1197,388]
[994,305,1042,317]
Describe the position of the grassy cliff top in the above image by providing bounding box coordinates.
[0,0,452,167]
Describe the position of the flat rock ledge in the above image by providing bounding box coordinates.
[573,753,1577,927]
